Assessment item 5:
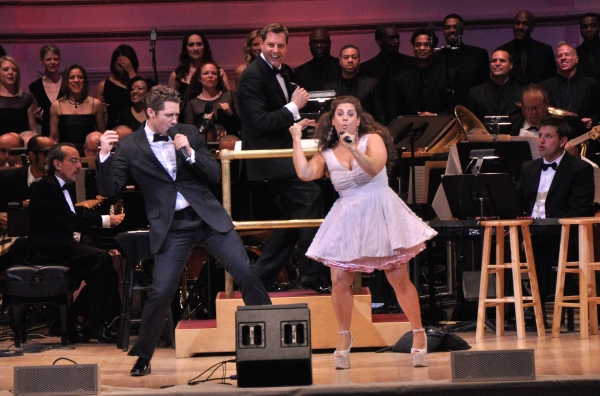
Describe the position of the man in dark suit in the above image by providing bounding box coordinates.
[26,142,123,342]
[516,117,594,322]
[361,23,415,125]
[238,23,330,294]
[434,13,490,105]
[97,85,271,376]
[294,28,341,93]
[541,42,600,129]
[466,49,523,125]
[576,12,600,80]
[394,28,456,116]
[499,10,557,86]
[324,44,384,123]
[0,135,53,214]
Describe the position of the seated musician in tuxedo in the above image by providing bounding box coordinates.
[25,142,124,343]
[509,84,549,137]
[83,131,102,157]
[0,133,24,169]
[516,117,594,323]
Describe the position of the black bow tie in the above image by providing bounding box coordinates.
[541,162,557,171]
[61,183,69,191]
[527,126,539,132]
[153,134,169,142]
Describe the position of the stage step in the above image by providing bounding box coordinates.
[175,288,411,357]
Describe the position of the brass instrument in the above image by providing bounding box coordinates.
[454,105,487,135]
[548,107,577,118]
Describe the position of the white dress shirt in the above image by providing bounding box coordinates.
[259,53,300,121]
[532,151,565,218]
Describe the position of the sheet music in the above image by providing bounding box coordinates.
[407,166,425,204]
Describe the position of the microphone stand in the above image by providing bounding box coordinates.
[436,35,460,115]
[150,28,158,83]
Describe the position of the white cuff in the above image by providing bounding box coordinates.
[285,102,300,121]
[101,215,111,228]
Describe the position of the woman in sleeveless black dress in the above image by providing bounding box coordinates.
[50,64,105,153]
[96,45,138,129]
[0,56,36,135]
[29,45,64,136]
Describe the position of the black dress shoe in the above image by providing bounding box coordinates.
[130,358,151,376]
[264,281,290,292]
[298,274,332,294]
[82,325,117,344]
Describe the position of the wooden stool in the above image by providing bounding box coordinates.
[552,217,600,339]
[476,219,545,340]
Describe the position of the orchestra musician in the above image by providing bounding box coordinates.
[516,116,594,324]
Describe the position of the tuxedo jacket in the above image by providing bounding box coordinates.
[516,153,594,218]
[508,113,527,136]
[499,37,557,85]
[466,79,523,123]
[27,174,101,263]
[324,75,385,123]
[237,57,297,181]
[96,123,232,254]
[394,62,458,116]
[540,74,600,125]
[0,166,29,212]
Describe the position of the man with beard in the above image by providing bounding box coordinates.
[434,14,489,104]
[294,28,341,92]
[499,10,556,85]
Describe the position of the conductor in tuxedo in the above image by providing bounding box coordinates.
[26,142,124,342]
[516,117,594,322]
[97,85,271,376]
[237,23,330,293]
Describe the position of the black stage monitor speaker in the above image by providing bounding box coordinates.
[14,364,99,395]
[235,303,312,387]
[451,349,535,382]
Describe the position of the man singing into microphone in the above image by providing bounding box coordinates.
[96,85,271,377]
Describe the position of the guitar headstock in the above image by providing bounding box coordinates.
[590,125,600,141]
[76,195,105,210]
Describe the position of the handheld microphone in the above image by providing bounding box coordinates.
[200,103,213,132]
[343,136,352,144]
[167,127,192,164]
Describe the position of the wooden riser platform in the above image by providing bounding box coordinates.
[175,288,411,357]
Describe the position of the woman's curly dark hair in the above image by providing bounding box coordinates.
[181,60,225,104]
[174,32,213,89]
[314,96,396,170]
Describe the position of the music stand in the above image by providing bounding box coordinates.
[441,173,522,219]
[456,141,532,182]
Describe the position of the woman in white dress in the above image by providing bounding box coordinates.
[289,96,437,370]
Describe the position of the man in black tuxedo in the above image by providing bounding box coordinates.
[466,49,523,125]
[508,84,550,137]
[324,45,384,123]
[394,28,456,116]
[294,28,341,93]
[361,23,415,125]
[499,10,556,86]
[97,85,271,376]
[26,142,123,342]
[238,23,330,294]
[516,117,594,321]
[434,13,490,104]
[576,13,600,80]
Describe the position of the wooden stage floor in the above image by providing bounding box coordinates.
[1,327,600,395]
